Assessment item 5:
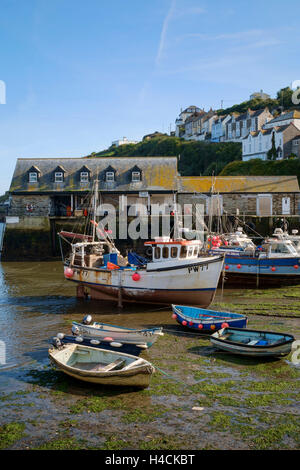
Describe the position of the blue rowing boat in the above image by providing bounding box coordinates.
[210,327,295,357]
[54,334,143,356]
[172,305,247,332]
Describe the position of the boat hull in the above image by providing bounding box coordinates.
[49,344,154,388]
[61,335,143,356]
[222,255,300,287]
[72,322,162,346]
[65,256,224,307]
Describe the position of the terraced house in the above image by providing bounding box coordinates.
[225,108,273,142]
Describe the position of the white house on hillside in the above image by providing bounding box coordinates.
[211,115,231,142]
[263,110,300,131]
[112,137,138,147]
[242,123,300,161]
[225,108,273,142]
[175,106,204,137]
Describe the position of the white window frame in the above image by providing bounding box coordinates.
[29,172,37,183]
[80,171,89,183]
[132,171,141,182]
[106,171,115,182]
[55,172,64,183]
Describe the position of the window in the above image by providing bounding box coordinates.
[187,247,194,257]
[132,171,141,182]
[154,247,161,259]
[171,247,178,258]
[29,172,37,183]
[162,246,169,258]
[180,246,187,258]
[80,172,89,183]
[55,172,63,183]
[106,171,114,182]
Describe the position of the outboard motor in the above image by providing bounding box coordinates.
[82,315,92,325]
[52,337,62,349]
[72,325,80,336]
[57,332,65,340]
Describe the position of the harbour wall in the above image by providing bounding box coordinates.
[2,214,300,261]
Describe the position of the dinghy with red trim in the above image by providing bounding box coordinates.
[172,304,247,332]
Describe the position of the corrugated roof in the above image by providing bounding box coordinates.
[9,157,178,193]
[179,176,300,193]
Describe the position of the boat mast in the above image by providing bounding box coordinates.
[92,178,99,242]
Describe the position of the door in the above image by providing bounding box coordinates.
[282,197,290,215]
[257,195,272,216]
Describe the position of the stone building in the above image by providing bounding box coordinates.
[178,176,300,218]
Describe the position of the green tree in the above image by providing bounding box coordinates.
[267,132,278,160]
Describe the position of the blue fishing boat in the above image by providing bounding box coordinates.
[210,327,295,357]
[172,305,247,332]
[210,229,300,287]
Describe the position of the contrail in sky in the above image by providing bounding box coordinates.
[155,0,176,66]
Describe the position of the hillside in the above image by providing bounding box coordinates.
[220,158,300,183]
[88,136,242,176]
[216,86,300,116]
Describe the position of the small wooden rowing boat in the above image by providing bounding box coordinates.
[172,305,247,332]
[210,327,295,357]
[49,343,155,388]
[72,317,163,347]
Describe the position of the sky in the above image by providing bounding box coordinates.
[0,0,299,194]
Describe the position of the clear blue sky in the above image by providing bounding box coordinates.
[0,0,299,194]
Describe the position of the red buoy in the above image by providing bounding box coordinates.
[271,267,276,272]
[294,265,299,270]
[182,320,187,326]
[189,321,193,326]
[172,313,177,319]
[132,272,141,281]
[65,268,74,278]
[237,264,241,269]
[210,325,216,330]
[221,322,229,329]
[225,265,229,270]
[198,324,203,329]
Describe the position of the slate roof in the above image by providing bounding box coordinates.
[267,111,300,126]
[179,176,300,193]
[9,157,178,193]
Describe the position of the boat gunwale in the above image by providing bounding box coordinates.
[65,254,224,274]
[72,321,163,335]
